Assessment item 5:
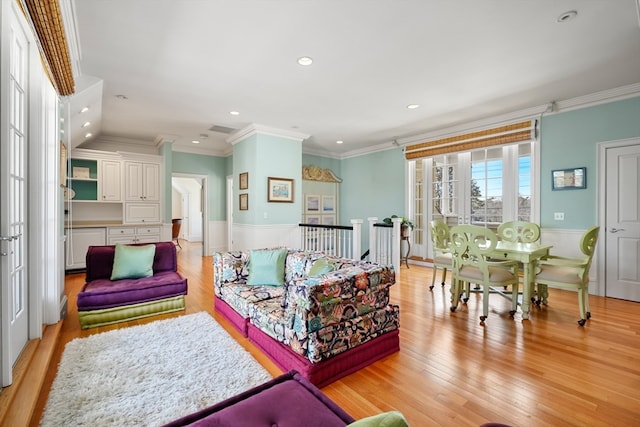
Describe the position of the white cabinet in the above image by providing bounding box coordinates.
[65,227,106,270]
[107,226,161,245]
[124,161,159,202]
[99,159,122,201]
[124,203,160,224]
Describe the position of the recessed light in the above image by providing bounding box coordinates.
[115,94,128,100]
[230,111,240,116]
[407,104,420,109]
[82,121,91,128]
[80,106,89,113]
[191,140,200,144]
[336,140,344,144]
[297,56,313,66]
[85,133,92,138]
[557,10,577,23]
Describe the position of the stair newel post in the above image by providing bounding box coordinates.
[392,217,403,274]
[368,217,378,263]
[350,219,363,261]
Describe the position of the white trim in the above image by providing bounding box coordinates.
[596,137,640,297]
[227,123,310,145]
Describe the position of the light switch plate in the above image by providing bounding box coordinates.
[554,212,565,220]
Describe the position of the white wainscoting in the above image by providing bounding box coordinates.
[231,223,301,252]
[207,220,228,255]
[540,227,600,294]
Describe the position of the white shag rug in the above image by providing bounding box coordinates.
[40,311,273,427]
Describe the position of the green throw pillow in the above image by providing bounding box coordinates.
[110,243,156,280]
[247,248,287,286]
[309,257,336,277]
[347,411,410,427]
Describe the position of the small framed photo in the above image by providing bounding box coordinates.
[72,166,90,179]
[305,194,320,213]
[306,215,321,225]
[267,177,294,203]
[239,193,248,211]
[322,215,336,225]
[239,172,248,190]
[322,195,335,213]
[552,167,586,190]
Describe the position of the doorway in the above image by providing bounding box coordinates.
[171,174,209,256]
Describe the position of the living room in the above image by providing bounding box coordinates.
[1,1,640,425]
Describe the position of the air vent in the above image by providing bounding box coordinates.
[208,125,236,134]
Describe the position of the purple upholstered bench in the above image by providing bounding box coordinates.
[77,242,188,329]
[164,370,354,427]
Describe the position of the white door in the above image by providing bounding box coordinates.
[605,142,640,301]
[1,5,30,386]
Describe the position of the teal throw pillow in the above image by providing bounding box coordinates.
[247,248,287,286]
[309,258,335,277]
[110,243,156,280]
[347,411,410,427]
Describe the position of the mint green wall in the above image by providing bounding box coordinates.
[233,134,302,224]
[172,152,227,220]
[340,148,406,224]
[540,96,640,229]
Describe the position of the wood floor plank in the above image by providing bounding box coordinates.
[21,241,640,426]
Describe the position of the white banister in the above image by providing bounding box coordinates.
[368,217,378,262]
[350,219,363,260]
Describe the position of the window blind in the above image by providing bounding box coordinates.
[404,120,536,160]
[19,0,75,96]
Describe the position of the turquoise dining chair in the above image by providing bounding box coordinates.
[535,226,600,326]
[449,225,520,322]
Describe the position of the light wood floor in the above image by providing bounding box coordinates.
[28,241,640,426]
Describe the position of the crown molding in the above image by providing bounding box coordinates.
[554,82,640,113]
[227,123,310,145]
[171,144,232,157]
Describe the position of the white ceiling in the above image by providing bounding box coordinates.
[63,0,640,157]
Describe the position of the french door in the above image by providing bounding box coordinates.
[410,142,535,259]
[1,2,30,386]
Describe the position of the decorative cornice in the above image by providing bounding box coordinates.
[226,124,310,145]
[302,165,342,182]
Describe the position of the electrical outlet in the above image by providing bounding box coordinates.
[554,212,565,220]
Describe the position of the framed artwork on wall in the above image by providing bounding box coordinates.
[239,172,248,190]
[306,215,321,225]
[321,195,335,213]
[321,215,336,225]
[268,177,294,202]
[552,167,586,190]
[305,194,320,213]
[239,193,248,210]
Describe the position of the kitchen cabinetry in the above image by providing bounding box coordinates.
[100,159,122,201]
[107,226,161,245]
[65,227,106,270]
[124,161,159,202]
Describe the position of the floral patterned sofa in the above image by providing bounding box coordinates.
[213,249,400,387]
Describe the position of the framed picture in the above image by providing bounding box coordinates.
[239,193,248,210]
[322,195,335,213]
[267,177,294,202]
[239,172,248,190]
[306,215,321,225]
[552,167,586,190]
[322,215,336,225]
[305,194,320,213]
[72,166,90,179]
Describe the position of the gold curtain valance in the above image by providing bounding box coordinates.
[404,120,535,160]
[20,0,75,96]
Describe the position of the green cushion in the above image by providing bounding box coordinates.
[110,243,156,280]
[309,257,335,276]
[247,248,287,286]
[347,411,410,427]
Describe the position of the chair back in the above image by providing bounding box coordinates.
[429,220,450,255]
[449,224,498,280]
[578,225,600,282]
[497,221,540,243]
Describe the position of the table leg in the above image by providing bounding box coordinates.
[521,262,532,320]
[404,239,410,268]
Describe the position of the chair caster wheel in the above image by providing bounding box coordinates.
[429,285,434,291]
[480,315,487,321]
[586,312,591,319]
[463,297,469,303]
[509,310,516,317]
[530,297,536,303]
[577,319,586,326]
[441,282,446,287]
[535,299,541,306]
[450,306,457,312]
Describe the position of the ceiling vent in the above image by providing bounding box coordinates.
[208,125,236,134]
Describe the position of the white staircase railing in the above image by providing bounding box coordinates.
[299,219,362,260]
[367,217,402,271]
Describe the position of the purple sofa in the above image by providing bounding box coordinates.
[163,370,355,427]
[77,242,188,329]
